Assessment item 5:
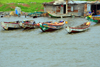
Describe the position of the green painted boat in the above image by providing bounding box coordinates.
[48,13,59,18]
[39,21,64,32]
[39,23,49,32]
[48,13,70,18]
[86,16,99,23]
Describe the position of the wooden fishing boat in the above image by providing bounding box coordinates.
[39,21,64,32]
[19,20,39,29]
[48,12,70,18]
[1,21,21,30]
[92,16,100,20]
[66,22,91,33]
[28,12,46,17]
[86,15,100,23]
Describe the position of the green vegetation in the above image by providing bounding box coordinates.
[0,3,44,12]
[0,0,53,12]
[0,0,96,3]
[0,0,53,3]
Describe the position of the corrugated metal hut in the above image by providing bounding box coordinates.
[86,1,100,15]
[43,0,100,17]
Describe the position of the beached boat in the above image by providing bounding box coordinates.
[66,22,91,33]
[86,15,100,23]
[92,15,100,20]
[1,21,21,30]
[39,21,64,32]
[19,20,39,29]
[28,12,46,17]
[48,12,70,18]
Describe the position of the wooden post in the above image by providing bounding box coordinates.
[66,0,68,14]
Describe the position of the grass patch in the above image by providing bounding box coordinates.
[0,0,54,3]
[0,3,44,12]
[0,0,54,12]
[0,4,12,11]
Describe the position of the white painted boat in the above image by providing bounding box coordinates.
[66,22,91,33]
[1,21,21,30]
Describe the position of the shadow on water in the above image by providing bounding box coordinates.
[0,28,22,33]
[39,30,57,34]
[90,22,100,27]
[39,28,64,34]
[94,23,100,26]
[8,28,21,30]
[22,28,37,32]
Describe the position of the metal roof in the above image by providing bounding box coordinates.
[64,1,100,4]
[43,1,100,5]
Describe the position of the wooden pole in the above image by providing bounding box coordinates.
[66,0,68,14]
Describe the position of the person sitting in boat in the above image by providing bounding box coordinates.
[16,21,19,23]
[59,20,64,23]
[22,20,25,23]
[22,21,24,23]
[87,12,93,16]
[54,22,58,24]
[25,20,29,23]
[33,21,36,25]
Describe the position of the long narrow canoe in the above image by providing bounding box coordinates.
[92,16,100,20]
[39,21,64,32]
[1,21,21,30]
[86,15,100,23]
[66,22,91,33]
[19,20,39,29]
[48,13,70,18]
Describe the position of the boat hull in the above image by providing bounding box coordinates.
[66,27,89,33]
[86,16,100,23]
[93,16,100,20]
[19,23,39,29]
[40,28,57,32]
[66,22,90,33]
[1,22,21,30]
[40,26,63,32]
[39,21,64,32]
[48,13,59,18]
[48,13,70,18]
[19,20,39,29]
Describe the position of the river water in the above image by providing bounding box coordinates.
[0,16,100,67]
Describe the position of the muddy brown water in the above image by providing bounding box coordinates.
[0,16,100,67]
